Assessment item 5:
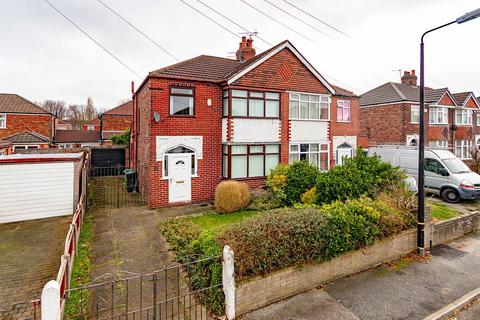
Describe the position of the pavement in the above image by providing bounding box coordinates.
[243,232,480,320]
[0,216,70,318]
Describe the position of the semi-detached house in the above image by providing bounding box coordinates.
[132,38,359,208]
[359,70,480,163]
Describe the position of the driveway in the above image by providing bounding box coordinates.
[244,232,480,320]
[0,216,70,318]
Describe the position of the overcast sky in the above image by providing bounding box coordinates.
[1,0,479,109]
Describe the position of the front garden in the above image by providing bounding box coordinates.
[159,149,418,315]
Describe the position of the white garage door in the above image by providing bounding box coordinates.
[0,161,74,223]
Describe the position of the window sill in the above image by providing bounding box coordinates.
[222,116,281,120]
[336,120,351,123]
[223,176,266,181]
[168,115,196,118]
[290,118,330,122]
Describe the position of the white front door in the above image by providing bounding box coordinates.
[337,148,353,166]
[168,154,192,203]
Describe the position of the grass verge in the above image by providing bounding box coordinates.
[429,201,459,220]
[64,184,96,318]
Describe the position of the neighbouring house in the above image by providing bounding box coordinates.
[0,152,85,223]
[132,37,359,208]
[54,130,101,148]
[100,100,133,143]
[359,70,480,162]
[0,139,12,155]
[0,93,54,152]
[82,118,101,131]
[56,118,73,130]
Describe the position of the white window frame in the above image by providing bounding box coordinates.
[410,105,420,124]
[429,107,449,125]
[87,125,95,130]
[289,142,330,171]
[0,114,6,128]
[455,140,472,160]
[59,144,74,149]
[477,113,480,126]
[289,92,330,121]
[13,145,40,151]
[455,108,473,125]
[337,100,351,122]
[428,140,448,149]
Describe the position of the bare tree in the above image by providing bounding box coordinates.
[37,100,68,118]
[469,146,480,173]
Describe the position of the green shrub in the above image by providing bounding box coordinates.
[266,163,290,204]
[214,180,250,214]
[315,149,403,205]
[110,129,130,145]
[249,188,282,211]
[217,208,328,279]
[217,197,413,280]
[284,161,319,204]
[159,219,224,314]
[301,187,317,204]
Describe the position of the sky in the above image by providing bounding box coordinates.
[1,0,479,110]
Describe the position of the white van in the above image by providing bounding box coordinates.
[368,145,480,203]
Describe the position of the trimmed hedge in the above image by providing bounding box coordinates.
[217,198,414,279]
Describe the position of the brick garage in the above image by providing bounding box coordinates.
[133,38,359,209]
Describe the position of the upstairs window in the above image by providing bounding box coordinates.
[0,114,5,128]
[289,93,330,120]
[456,109,472,125]
[410,105,420,123]
[170,87,194,116]
[226,89,280,118]
[337,100,351,122]
[429,107,448,125]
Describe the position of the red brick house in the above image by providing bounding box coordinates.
[0,93,53,152]
[359,70,480,161]
[82,118,101,131]
[132,38,359,208]
[100,100,133,142]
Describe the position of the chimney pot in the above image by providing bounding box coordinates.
[236,36,256,62]
[411,69,415,75]
[401,68,418,86]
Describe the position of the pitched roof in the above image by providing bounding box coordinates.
[0,94,50,114]
[103,100,133,116]
[3,131,51,143]
[55,130,100,143]
[150,55,240,83]
[360,82,455,106]
[148,40,340,95]
[452,92,471,105]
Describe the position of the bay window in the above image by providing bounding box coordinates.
[289,143,329,171]
[410,105,419,123]
[429,107,448,124]
[289,93,330,120]
[224,89,280,118]
[222,144,280,178]
[455,140,472,160]
[337,100,351,122]
[456,109,472,125]
[170,87,194,116]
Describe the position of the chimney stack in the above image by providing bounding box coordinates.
[236,36,256,62]
[401,69,418,86]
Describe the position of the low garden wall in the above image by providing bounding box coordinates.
[235,210,480,316]
[431,211,480,247]
[235,229,417,315]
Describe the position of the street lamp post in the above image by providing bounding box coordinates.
[418,8,480,256]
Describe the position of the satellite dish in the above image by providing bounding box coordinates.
[153,112,160,123]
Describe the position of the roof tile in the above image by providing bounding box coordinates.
[0,94,50,114]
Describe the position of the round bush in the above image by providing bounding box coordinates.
[214,180,250,214]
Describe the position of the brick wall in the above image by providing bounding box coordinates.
[0,114,52,139]
[135,84,151,203]
[432,211,480,246]
[235,229,417,316]
[359,103,407,146]
[102,115,133,132]
[142,78,223,208]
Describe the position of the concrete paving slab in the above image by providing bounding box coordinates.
[242,289,361,320]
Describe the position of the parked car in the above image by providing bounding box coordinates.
[368,145,480,203]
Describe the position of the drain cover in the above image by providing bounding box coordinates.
[431,244,466,260]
